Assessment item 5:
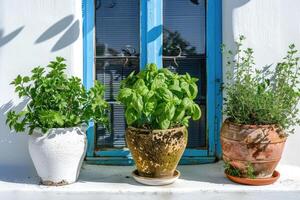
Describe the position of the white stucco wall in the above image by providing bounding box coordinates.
[0,0,83,170]
[0,0,300,170]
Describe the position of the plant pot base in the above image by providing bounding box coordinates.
[132,169,180,186]
[225,170,280,186]
[41,179,70,186]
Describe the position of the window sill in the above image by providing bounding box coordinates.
[1,162,300,200]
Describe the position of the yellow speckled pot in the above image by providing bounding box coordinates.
[126,126,188,178]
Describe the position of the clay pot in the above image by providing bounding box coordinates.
[221,120,287,178]
[126,126,188,178]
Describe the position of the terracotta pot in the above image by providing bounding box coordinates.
[225,170,280,186]
[126,126,188,178]
[221,120,287,178]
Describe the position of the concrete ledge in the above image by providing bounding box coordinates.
[0,162,300,200]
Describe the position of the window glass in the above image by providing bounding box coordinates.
[163,0,206,148]
[95,0,139,148]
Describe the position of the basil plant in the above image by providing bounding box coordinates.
[117,63,201,130]
[6,57,109,134]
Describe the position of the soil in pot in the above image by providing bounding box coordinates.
[221,119,287,180]
[126,126,188,178]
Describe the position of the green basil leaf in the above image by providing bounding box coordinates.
[125,107,138,125]
[192,104,201,120]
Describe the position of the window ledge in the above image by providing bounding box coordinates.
[1,162,300,200]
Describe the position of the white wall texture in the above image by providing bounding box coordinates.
[0,0,299,170]
[0,0,83,170]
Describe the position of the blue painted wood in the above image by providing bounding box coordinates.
[95,150,131,157]
[82,0,95,157]
[183,149,208,157]
[85,156,215,165]
[82,0,222,164]
[214,0,223,159]
[140,0,163,69]
[86,157,135,165]
[94,148,208,157]
[206,0,223,157]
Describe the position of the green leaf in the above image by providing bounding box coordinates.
[182,116,191,127]
[158,118,170,129]
[173,106,185,121]
[189,82,198,99]
[156,87,173,101]
[144,98,157,116]
[14,75,23,85]
[53,112,64,126]
[132,93,143,113]
[165,102,176,120]
[117,88,132,102]
[146,63,158,72]
[192,104,201,120]
[125,107,138,125]
[181,81,192,98]
[182,97,193,110]
[151,74,166,90]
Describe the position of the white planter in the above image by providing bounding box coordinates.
[28,127,87,185]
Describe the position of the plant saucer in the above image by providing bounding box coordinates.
[225,170,280,186]
[132,169,180,186]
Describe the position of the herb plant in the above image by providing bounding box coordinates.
[117,63,201,130]
[224,162,241,177]
[223,36,300,134]
[224,162,256,178]
[6,57,109,134]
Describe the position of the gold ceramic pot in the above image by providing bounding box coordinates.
[126,126,188,178]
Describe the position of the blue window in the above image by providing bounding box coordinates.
[83,0,222,165]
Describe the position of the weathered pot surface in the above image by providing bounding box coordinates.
[28,127,87,185]
[126,126,188,178]
[221,119,287,178]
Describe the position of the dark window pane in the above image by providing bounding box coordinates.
[163,0,207,148]
[96,59,139,101]
[95,0,140,149]
[95,0,140,56]
[96,103,126,148]
[163,0,205,56]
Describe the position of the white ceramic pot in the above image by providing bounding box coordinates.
[28,127,87,185]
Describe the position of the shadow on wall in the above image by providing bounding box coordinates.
[0,101,33,168]
[0,26,24,47]
[35,14,80,52]
[223,0,250,50]
[222,0,250,83]
[0,15,79,51]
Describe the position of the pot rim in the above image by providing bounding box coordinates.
[33,125,87,135]
[224,118,282,129]
[127,126,186,132]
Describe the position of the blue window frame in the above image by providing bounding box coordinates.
[83,0,222,165]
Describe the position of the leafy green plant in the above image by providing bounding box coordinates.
[6,57,109,134]
[246,163,256,179]
[224,162,256,178]
[117,63,201,130]
[224,162,241,177]
[223,36,300,134]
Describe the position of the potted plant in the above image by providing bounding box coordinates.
[221,36,300,185]
[6,57,109,185]
[117,63,201,185]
